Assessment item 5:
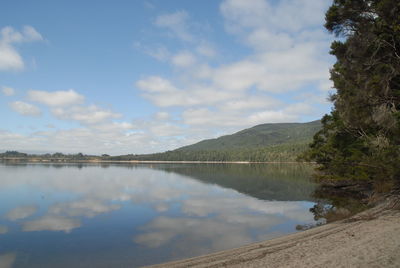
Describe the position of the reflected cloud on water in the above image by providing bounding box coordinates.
[0,225,8,234]
[22,215,81,233]
[5,205,38,221]
[134,194,314,255]
[0,163,317,266]
[0,253,16,268]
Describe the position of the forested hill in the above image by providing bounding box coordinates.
[110,120,322,162]
[177,120,321,152]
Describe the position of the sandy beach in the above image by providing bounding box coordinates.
[147,197,400,268]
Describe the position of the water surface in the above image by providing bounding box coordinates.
[0,163,317,267]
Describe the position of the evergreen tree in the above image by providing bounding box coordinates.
[304,0,400,191]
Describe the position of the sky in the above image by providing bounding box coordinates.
[0,0,335,155]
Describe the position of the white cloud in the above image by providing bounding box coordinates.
[136,76,177,93]
[149,123,184,137]
[28,89,85,107]
[0,26,43,71]
[0,122,158,155]
[247,110,298,125]
[154,11,194,42]
[22,25,43,42]
[154,111,170,120]
[22,215,81,233]
[9,101,42,116]
[5,205,38,221]
[52,105,122,125]
[136,76,245,107]
[171,51,196,67]
[182,107,299,127]
[2,86,15,96]
[221,96,281,111]
[0,43,24,71]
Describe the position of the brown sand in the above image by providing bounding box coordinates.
[147,198,400,268]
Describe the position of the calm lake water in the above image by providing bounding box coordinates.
[0,163,318,267]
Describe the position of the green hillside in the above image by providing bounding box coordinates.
[105,120,322,162]
[177,120,321,151]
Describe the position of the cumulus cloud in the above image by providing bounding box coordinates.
[52,105,122,125]
[1,86,15,96]
[5,205,38,221]
[0,26,43,71]
[28,89,85,107]
[9,101,42,116]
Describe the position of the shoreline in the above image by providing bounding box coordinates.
[146,196,400,268]
[0,158,312,164]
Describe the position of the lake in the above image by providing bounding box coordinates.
[0,163,318,267]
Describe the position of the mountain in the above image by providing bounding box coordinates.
[104,120,321,162]
[176,120,321,152]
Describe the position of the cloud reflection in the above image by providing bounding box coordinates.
[49,199,121,218]
[0,163,315,250]
[0,225,8,234]
[5,205,38,221]
[0,253,16,268]
[135,217,257,256]
[133,196,313,254]
[22,215,81,233]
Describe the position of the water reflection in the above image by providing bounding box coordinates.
[0,225,8,234]
[6,206,38,221]
[0,253,16,268]
[22,215,81,233]
[0,163,317,267]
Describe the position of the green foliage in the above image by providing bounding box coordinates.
[304,0,400,191]
[178,120,321,151]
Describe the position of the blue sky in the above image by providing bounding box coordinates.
[0,0,334,155]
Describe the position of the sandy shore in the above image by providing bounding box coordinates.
[147,197,400,268]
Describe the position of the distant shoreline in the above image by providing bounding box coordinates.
[0,158,312,164]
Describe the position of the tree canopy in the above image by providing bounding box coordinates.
[303,0,400,191]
